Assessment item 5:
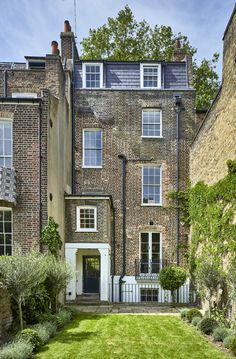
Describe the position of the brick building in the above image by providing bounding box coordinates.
[0,21,197,304]
[0,27,73,255]
[65,35,197,303]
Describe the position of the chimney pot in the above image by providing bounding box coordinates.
[51,41,59,55]
[64,20,71,32]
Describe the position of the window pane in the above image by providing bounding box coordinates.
[83,130,102,167]
[142,167,161,204]
[0,210,12,256]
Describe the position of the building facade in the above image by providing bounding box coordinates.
[0,21,197,304]
[191,6,236,186]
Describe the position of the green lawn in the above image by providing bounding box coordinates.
[35,314,231,359]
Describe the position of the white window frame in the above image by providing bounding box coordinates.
[139,231,163,273]
[76,206,97,232]
[0,207,13,256]
[140,63,161,89]
[141,109,163,138]
[142,165,162,206]
[82,128,102,168]
[0,119,13,168]
[12,93,37,98]
[82,63,103,89]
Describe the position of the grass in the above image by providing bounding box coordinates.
[35,314,232,359]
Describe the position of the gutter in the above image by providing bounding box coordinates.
[118,154,127,302]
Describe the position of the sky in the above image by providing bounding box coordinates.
[0,0,235,76]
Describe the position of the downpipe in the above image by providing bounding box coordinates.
[118,154,127,302]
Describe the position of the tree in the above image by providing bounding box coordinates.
[193,53,220,110]
[159,265,187,305]
[44,255,72,312]
[195,259,224,317]
[80,5,219,110]
[41,217,62,258]
[0,251,46,330]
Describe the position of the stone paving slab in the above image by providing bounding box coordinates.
[75,304,181,314]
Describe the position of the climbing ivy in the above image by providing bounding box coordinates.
[40,217,62,258]
[189,160,236,274]
[169,160,236,291]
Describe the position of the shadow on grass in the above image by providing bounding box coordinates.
[38,331,97,353]
[37,314,103,354]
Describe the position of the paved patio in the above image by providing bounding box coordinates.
[74,304,182,314]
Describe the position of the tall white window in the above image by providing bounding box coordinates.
[140,64,161,89]
[142,109,162,137]
[0,209,12,256]
[142,166,162,205]
[82,63,103,88]
[0,120,12,167]
[76,206,97,232]
[83,129,102,168]
[140,232,161,274]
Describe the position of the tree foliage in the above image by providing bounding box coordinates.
[81,5,195,61]
[193,53,220,110]
[0,251,46,330]
[44,256,72,313]
[41,217,62,258]
[80,5,220,109]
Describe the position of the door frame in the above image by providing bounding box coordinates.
[82,255,100,294]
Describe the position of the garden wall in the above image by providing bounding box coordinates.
[0,286,12,343]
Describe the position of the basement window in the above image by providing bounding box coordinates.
[76,206,97,232]
[140,288,159,302]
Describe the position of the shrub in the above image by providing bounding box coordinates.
[58,309,72,325]
[22,284,51,324]
[192,316,202,327]
[42,321,57,337]
[212,327,230,342]
[197,317,218,335]
[0,339,33,359]
[17,328,42,350]
[65,305,79,318]
[223,335,236,349]
[230,336,236,355]
[32,323,50,345]
[180,308,189,319]
[159,265,187,305]
[186,308,202,322]
[39,313,63,328]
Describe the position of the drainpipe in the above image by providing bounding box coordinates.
[38,100,43,252]
[3,70,7,97]
[174,95,181,267]
[111,203,115,302]
[71,42,76,193]
[118,154,127,302]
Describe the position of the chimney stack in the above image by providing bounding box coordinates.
[172,39,186,62]
[64,20,71,32]
[51,41,59,55]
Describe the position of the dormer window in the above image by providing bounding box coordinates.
[140,64,161,89]
[82,63,103,88]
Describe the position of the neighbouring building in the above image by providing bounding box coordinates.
[190,5,236,315]
[0,21,197,304]
[191,5,236,185]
